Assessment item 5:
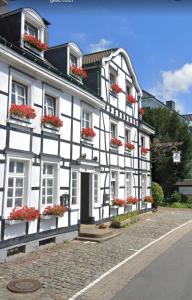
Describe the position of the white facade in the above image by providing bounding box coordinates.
[0,8,154,248]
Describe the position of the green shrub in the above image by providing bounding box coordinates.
[184,195,192,204]
[110,211,139,228]
[151,182,164,208]
[170,191,182,203]
[170,202,192,208]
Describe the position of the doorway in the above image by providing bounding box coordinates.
[80,172,90,223]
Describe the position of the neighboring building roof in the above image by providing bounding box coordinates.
[83,48,118,66]
[175,179,192,186]
[182,114,192,122]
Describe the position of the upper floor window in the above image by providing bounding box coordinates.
[110,72,116,85]
[7,160,27,208]
[44,95,55,116]
[110,122,117,139]
[82,110,92,128]
[141,136,145,147]
[125,128,131,143]
[42,163,56,205]
[11,81,27,105]
[24,22,38,38]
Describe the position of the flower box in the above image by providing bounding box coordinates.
[8,206,40,222]
[81,128,96,138]
[127,196,139,205]
[139,108,145,116]
[10,104,36,120]
[144,196,153,203]
[41,115,63,128]
[127,95,137,104]
[5,219,25,226]
[125,142,135,151]
[70,65,87,78]
[43,205,68,217]
[23,35,48,52]
[112,199,126,207]
[141,147,149,155]
[111,138,123,147]
[41,214,55,220]
[111,83,123,94]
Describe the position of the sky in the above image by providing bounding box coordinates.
[9,0,192,114]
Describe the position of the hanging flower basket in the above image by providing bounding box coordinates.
[23,35,48,51]
[125,142,135,150]
[141,146,149,155]
[111,83,123,94]
[81,128,96,138]
[10,104,36,120]
[127,95,137,104]
[8,206,40,222]
[127,196,139,205]
[112,199,125,207]
[139,108,145,116]
[70,65,87,78]
[41,115,63,128]
[144,196,154,203]
[43,205,68,217]
[111,138,123,147]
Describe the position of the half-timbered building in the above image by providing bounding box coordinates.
[0,7,154,259]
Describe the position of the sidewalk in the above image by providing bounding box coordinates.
[0,207,192,300]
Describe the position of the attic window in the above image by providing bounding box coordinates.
[24,23,38,38]
[70,54,78,67]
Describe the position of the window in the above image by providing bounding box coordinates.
[42,164,55,205]
[141,174,147,199]
[126,85,130,97]
[125,129,131,143]
[11,81,27,105]
[110,72,116,85]
[44,95,55,116]
[141,136,145,147]
[70,54,78,67]
[125,172,131,199]
[24,22,38,38]
[110,171,118,199]
[71,171,79,205]
[94,174,99,204]
[7,160,26,208]
[110,122,117,139]
[82,110,92,128]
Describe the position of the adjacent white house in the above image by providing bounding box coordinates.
[0,7,154,257]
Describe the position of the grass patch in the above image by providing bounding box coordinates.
[169,202,192,208]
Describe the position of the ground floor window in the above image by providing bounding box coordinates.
[71,171,79,206]
[110,171,118,200]
[94,173,100,204]
[7,159,28,208]
[141,174,147,199]
[42,163,57,205]
[125,172,132,199]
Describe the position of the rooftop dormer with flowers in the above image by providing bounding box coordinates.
[0,8,49,59]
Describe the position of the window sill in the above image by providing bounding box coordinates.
[69,73,83,83]
[42,125,61,135]
[94,204,101,208]
[110,145,119,152]
[5,219,26,225]
[24,42,44,58]
[40,215,56,220]
[7,116,34,129]
[109,90,118,98]
[81,138,94,145]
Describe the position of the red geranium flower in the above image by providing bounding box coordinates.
[125,142,135,150]
[141,146,149,155]
[23,35,48,51]
[81,128,96,138]
[139,108,145,115]
[41,115,63,128]
[144,196,154,203]
[9,206,40,221]
[127,95,137,104]
[127,196,139,205]
[43,205,68,217]
[112,199,126,206]
[111,138,123,147]
[111,83,123,94]
[70,65,87,78]
[10,104,36,119]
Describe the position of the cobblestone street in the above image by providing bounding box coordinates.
[0,207,192,300]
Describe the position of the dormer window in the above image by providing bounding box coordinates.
[24,23,38,38]
[70,54,78,67]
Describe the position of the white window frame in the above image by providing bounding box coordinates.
[24,22,38,38]
[42,85,61,126]
[3,156,32,218]
[141,174,147,199]
[11,81,27,106]
[81,109,92,129]
[109,67,118,86]
[40,161,59,211]
[141,135,145,147]
[125,172,132,199]
[110,170,119,201]
[67,43,82,78]
[93,173,100,205]
[44,94,56,116]
[71,170,80,208]
[125,127,131,143]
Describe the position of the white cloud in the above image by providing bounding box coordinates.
[89,38,112,53]
[150,63,192,114]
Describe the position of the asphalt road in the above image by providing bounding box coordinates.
[112,229,192,300]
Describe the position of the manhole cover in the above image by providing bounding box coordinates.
[7,279,41,293]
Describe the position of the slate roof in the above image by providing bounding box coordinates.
[83,48,118,66]
[182,114,192,122]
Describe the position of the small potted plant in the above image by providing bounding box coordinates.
[112,199,126,207]
[81,128,96,139]
[127,95,137,104]
[144,196,153,203]
[111,83,123,94]
[41,115,63,129]
[10,104,36,121]
[70,65,87,78]
[127,196,139,206]
[139,108,145,116]
[141,146,149,155]
[125,142,135,151]
[111,138,123,147]
[6,206,40,225]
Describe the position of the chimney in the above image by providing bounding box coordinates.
[166,100,175,111]
[0,0,8,14]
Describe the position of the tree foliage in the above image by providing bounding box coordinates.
[143,108,192,196]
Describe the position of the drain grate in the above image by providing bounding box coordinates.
[7,279,41,293]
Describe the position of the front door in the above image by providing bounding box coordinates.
[80,172,90,223]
